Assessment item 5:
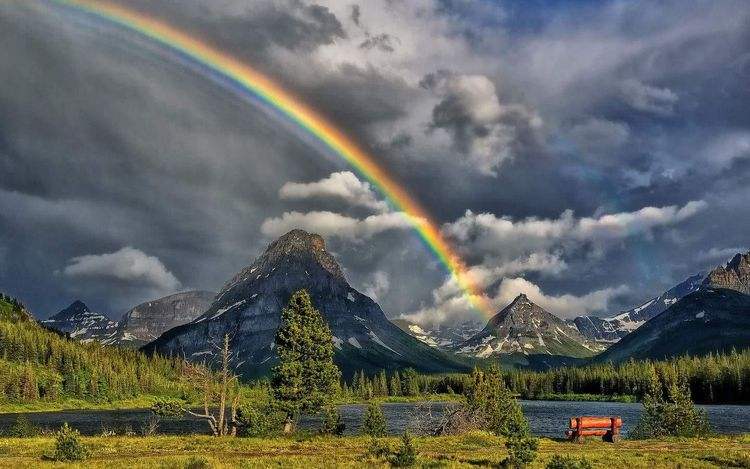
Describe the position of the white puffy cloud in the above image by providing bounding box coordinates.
[260,210,420,240]
[279,171,389,212]
[420,71,543,175]
[401,276,627,327]
[61,247,181,291]
[445,200,707,260]
[696,246,748,264]
[363,270,390,301]
[619,79,678,116]
[493,277,628,319]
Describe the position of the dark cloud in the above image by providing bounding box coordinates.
[1,0,749,326]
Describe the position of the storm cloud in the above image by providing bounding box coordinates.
[1,0,748,326]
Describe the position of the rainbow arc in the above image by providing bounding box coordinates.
[49,0,496,319]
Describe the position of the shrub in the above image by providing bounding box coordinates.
[8,415,38,437]
[546,454,593,469]
[502,435,538,468]
[184,456,212,469]
[366,437,392,460]
[389,431,418,467]
[464,366,531,438]
[362,402,387,437]
[235,403,286,437]
[52,423,89,462]
[320,405,345,435]
[630,373,710,439]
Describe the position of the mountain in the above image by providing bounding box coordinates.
[456,294,599,360]
[392,319,482,350]
[594,288,750,363]
[42,292,214,347]
[595,252,750,363]
[573,273,705,342]
[703,251,750,294]
[102,291,216,347]
[41,300,118,342]
[143,229,468,378]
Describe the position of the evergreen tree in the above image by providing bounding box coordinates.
[271,290,341,432]
[362,402,387,436]
[390,371,402,396]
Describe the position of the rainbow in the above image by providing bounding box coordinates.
[47,0,495,318]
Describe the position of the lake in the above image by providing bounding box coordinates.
[1,401,748,438]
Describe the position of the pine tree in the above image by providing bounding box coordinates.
[390,371,402,396]
[271,290,341,432]
[362,402,387,437]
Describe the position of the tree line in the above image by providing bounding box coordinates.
[343,349,750,404]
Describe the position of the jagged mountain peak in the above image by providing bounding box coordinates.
[703,251,750,294]
[220,229,343,295]
[458,294,598,359]
[42,300,117,341]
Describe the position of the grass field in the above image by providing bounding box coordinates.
[0,432,747,468]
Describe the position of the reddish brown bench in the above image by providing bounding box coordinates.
[566,416,622,443]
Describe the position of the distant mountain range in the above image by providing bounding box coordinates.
[42,291,215,347]
[596,251,750,362]
[572,273,705,343]
[34,234,750,373]
[143,229,469,378]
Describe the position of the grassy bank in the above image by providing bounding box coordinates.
[0,432,747,468]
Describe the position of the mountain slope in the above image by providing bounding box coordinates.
[457,294,599,359]
[392,319,482,350]
[143,230,468,378]
[594,288,750,363]
[0,293,33,322]
[573,273,705,342]
[703,251,750,294]
[40,300,118,342]
[103,291,215,347]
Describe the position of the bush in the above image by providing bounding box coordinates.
[546,454,593,469]
[235,403,286,437]
[389,431,418,467]
[502,435,538,468]
[465,366,531,438]
[365,437,392,460]
[630,374,710,439]
[7,415,38,437]
[320,405,345,435]
[184,456,212,469]
[362,402,387,437]
[52,423,90,462]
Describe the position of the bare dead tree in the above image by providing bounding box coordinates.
[172,333,241,437]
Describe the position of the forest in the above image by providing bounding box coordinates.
[0,294,195,405]
[343,350,750,404]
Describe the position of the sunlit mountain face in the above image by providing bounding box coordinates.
[1,0,748,336]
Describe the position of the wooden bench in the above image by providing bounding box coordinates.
[566,416,622,443]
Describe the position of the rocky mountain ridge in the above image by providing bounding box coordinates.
[572,273,705,343]
[42,292,215,347]
[143,229,468,378]
[456,294,600,359]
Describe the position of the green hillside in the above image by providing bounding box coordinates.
[0,294,196,410]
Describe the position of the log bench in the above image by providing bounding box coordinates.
[566,416,622,443]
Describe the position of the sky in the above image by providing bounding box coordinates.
[1,0,749,325]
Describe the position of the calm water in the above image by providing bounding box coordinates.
[1,401,748,438]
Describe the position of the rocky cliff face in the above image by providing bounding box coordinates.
[41,300,118,342]
[143,229,467,378]
[703,252,750,295]
[573,273,705,342]
[103,291,215,347]
[457,294,599,359]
